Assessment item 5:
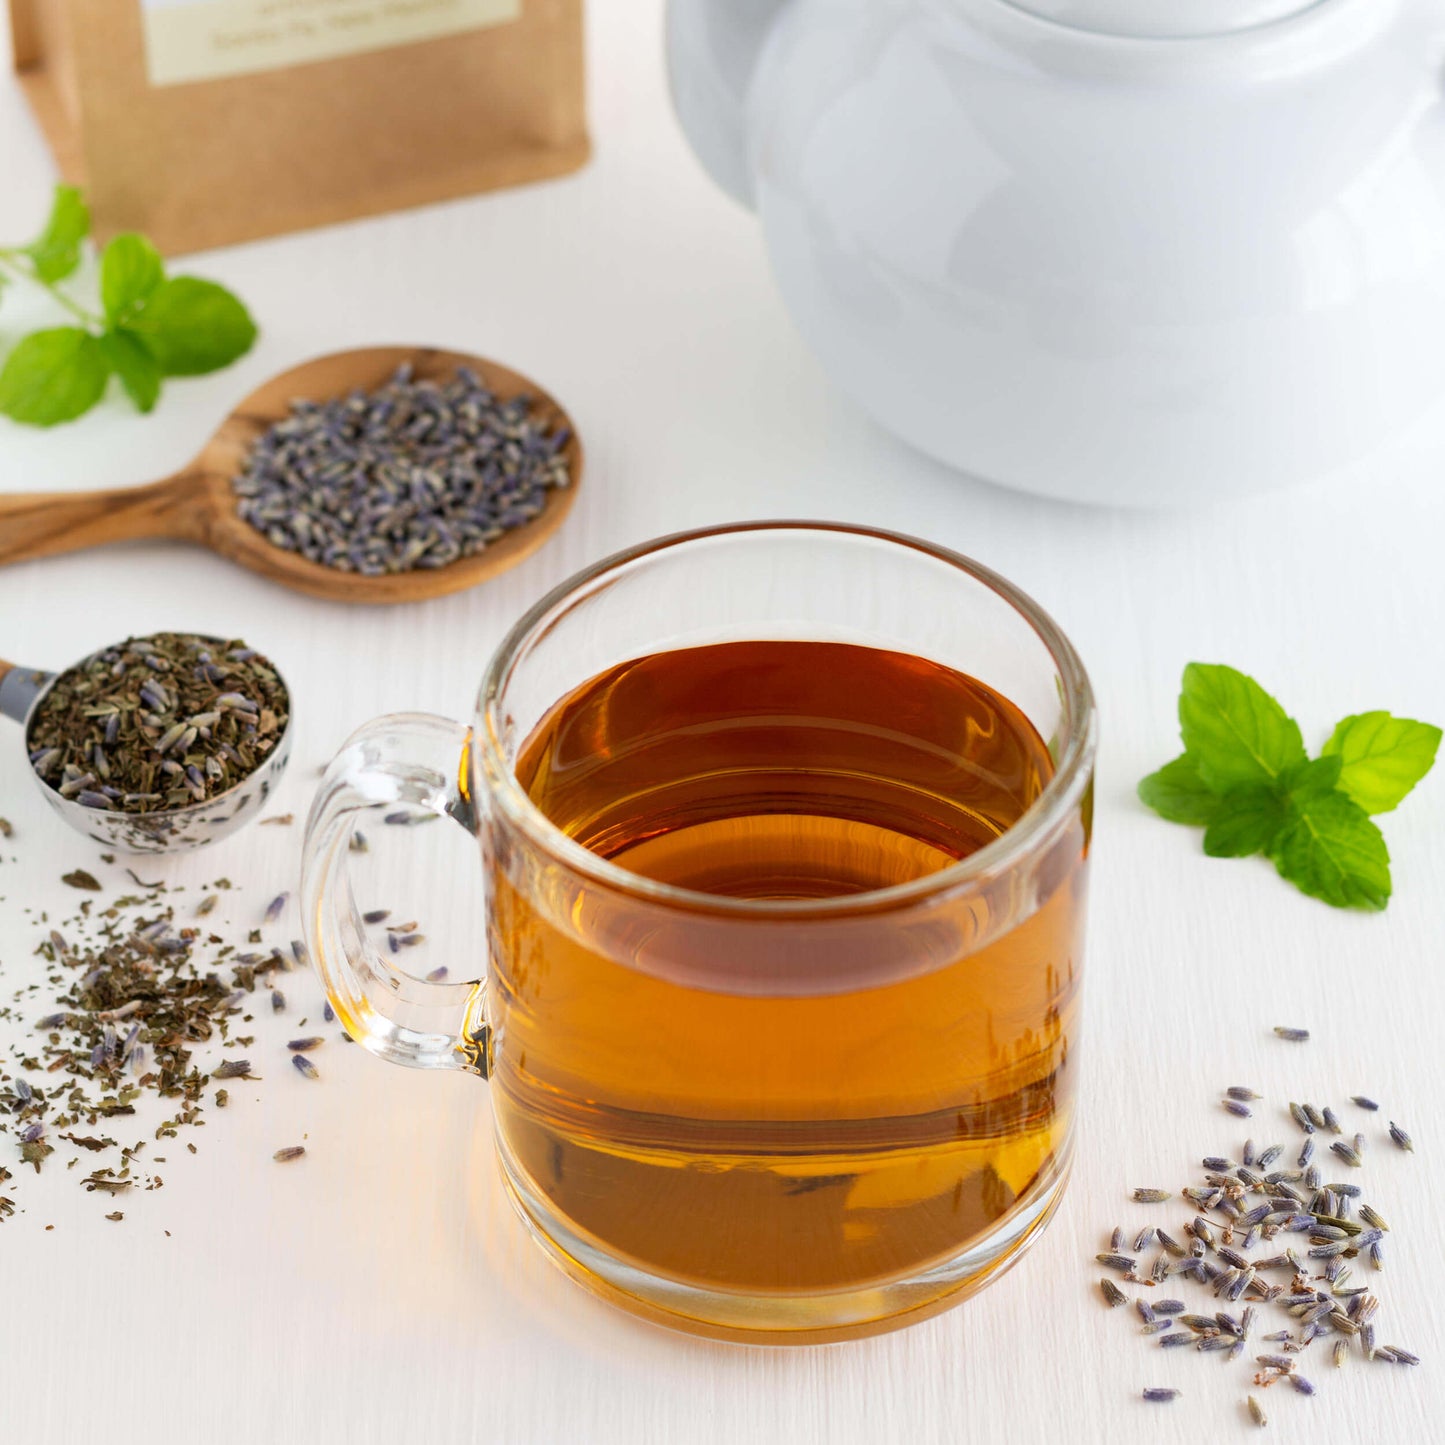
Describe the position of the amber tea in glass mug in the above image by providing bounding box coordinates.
[302,523,1096,1343]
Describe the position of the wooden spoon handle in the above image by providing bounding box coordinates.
[0,473,204,566]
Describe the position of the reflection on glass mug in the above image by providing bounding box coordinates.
[302,523,1096,1342]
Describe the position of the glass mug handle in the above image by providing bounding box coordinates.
[300,713,490,1076]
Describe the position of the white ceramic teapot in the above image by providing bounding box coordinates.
[667,0,1445,506]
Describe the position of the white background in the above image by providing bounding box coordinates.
[1,5,1443,1442]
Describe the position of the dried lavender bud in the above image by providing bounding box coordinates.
[232,364,573,576]
[1096,1254,1136,1274]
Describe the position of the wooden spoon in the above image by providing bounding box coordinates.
[0,346,582,604]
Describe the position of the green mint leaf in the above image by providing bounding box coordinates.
[130,276,256,376]
[0,328,110,426]
[99,329,162,413]
[1269,790,1391,911]
[25,185,90,284]
[1321,711,1441,815]
[1202,789,1287,858]
[99,234,164,325]
[1178,663,1306,792]
[1137,755,1224,826]
[1282,753,1343,801]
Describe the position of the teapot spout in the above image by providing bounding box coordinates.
[666,0,792,209]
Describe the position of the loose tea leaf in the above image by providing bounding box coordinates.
[0,874,308,1219]
[26,632,288,815]
[61,869,101,891]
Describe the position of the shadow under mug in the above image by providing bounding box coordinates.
[301,521,1097,1343]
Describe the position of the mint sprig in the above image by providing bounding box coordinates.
[0,186,256,426]
[1140,664,1440,911]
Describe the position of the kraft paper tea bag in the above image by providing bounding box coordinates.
[8,0,588,254]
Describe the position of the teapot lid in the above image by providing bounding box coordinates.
[1001,0,1325,39]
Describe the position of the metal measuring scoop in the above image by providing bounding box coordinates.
[0,638,293,854]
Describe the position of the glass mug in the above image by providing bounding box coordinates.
[302,522,1096,1343]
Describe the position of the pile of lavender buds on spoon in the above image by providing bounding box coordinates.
[232,364,572,575]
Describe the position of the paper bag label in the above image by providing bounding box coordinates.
[140,0,522,87]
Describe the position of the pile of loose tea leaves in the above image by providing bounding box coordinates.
[27,633,288,815]
[0,868,329,1221]
[1095,1027,1419,1426]
[0,840,440,1222]
[231,364,572,575]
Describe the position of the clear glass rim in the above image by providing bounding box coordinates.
[478,521,1097,918]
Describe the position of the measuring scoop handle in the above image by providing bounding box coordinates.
[0,660,53,723]
[0,474,203,567]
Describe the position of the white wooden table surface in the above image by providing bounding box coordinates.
[2,7,1443,1443]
